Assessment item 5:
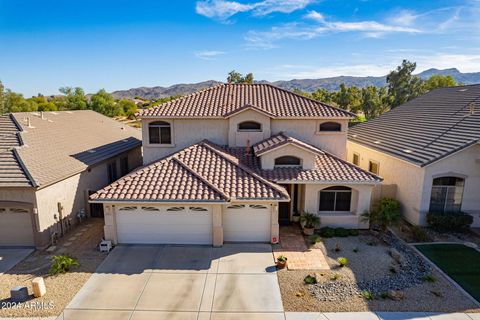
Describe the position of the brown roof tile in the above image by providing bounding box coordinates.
[137,83,354,119]
[253,132,324,156]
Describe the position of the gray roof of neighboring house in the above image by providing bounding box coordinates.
[0,111,141,188]
[348,85,480,167]
[138,83,355,119]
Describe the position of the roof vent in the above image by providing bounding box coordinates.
[469,103,475,115]
[374,140,381,144]
[87,149,96,153]
[403,149,413,153]
[459,88,468,92]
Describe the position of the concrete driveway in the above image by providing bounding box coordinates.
[60,243,284,320]
[0,248,34,275]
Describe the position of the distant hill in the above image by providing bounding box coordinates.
[110,68,480,100]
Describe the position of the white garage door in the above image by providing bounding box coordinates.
[0,208,35,246]
[116,205,212,244]
[223,204,271,242]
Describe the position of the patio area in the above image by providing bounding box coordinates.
[273,225,329,270]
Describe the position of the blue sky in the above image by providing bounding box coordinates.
[0,0,479,96]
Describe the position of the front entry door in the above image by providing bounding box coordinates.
[278,184,291,225]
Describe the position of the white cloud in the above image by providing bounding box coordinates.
[195,0,314,21]
[389,10,418,27]
[194,50,226,60]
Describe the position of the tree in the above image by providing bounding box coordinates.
[227,70,254,84]
[59,87,87,110]
[4,91,36,113]
[89,89,122,117]
[386,60,424,108]
[117,99,138,118]
[423,75,458,92]
[361,86,390,120]
[334,84,362,112]
[0,81,5,114]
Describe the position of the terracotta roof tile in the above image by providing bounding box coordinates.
[253,132,324,156]
[137,83,354,119]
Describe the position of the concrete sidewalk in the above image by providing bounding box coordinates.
[285,312,480,320]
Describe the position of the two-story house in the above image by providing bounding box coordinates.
[91,84,381,246]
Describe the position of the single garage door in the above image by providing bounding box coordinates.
[116,205,212,244]
[223,204,271,242]
[0,208,35,246]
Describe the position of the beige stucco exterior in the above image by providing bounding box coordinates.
[260,144,317,170]
[0,147,142,248]
[347,141,480,227]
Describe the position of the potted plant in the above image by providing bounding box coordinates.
[292,212,301,223]
[276,255,288,269]
[300,211,320,235]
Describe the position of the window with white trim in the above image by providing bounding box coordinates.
[319,122,341,132]
[319,186,352,212]
[368,160,379,175]
[149,121,172,144]
[274,156,301,167]
[237,121,262,132]
[429,177,464,213]
[353,153,360,166]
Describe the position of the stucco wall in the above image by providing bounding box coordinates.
[228,110,271,147]
[347,141,425,225]
[303,183,374,229]
[260,144,316,170]
[421,144,480,227]
[271,119,348,159]
[142,119,229,164]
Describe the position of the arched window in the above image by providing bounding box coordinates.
[274,156,301,167]
[429,176,464,213]
[319,122,342,132]
[319,186,352,212]
[238,121,262,132]
[149,121,171,144]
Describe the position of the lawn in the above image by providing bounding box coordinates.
[415,243,480,302]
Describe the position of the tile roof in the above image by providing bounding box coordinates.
[3,111,141,188]
[137,83,354,119]
[253,132,324,156]
[91,141,290,202]
[225,146,381,184]
[0,115,33,187]
[349,85,480,166]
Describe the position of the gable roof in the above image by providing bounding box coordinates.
[91,141,290,202]
[137,83,354,119]
[253,132,324,156]
[348,85,480,167]
[1,111,141,188]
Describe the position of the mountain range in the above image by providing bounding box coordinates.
[110,68,480,100]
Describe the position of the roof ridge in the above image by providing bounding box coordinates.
[200,140,290,199]
[171,156,230,201]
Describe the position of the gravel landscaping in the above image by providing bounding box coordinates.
[278,230,480,312]
[0,218,107,318]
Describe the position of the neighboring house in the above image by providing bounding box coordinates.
[0,110,142,248]
[348,85,480,227]
[91,84,381,246]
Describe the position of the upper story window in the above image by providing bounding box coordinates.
[107,161,118,183]
[353,153,360,166]
[319,122,342,132]
[237,121,262,132]
[319,186,352,212]
[429,176,465,213]
[149,121,172,144]
[368,160,379,175]
[274,156,301,167]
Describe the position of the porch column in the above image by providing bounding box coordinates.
[212,205,223,247]
[270,203,279,244]
[103,204,117,244]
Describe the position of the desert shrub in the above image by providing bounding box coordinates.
[304,275,317,284]
[410,226,431,242]
[334,227,350,237]
[300,211,320,229]
[319,227,336,238]
[362,198,401,232]
[426,212,473,231]
[349,229,360,236]
[361,290,374,300]
[352,247,359,253]
[319,227,359,238]
[308,234,321,244]
[422,274,436,283]
[330,273,341,281]
[49,255,79,275]
[337,257,349,267]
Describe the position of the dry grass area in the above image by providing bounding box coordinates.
[113,116,141,128]
[278,232,480,313]
[0,218,108,318]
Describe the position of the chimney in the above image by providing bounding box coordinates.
[27,117,32,128]
[41,111,45,120]
[469,103,475,115]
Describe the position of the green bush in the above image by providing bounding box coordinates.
[330,273,341,281]
[334,227,350,237]
[49,255,79,275]
[361,290,374,300]
[304,275,317,284]
[362,197,401,232]
[318,227,359,238]
[426,212,473,231]
[349,229,360,236]
[319,227,336,238]
[308,234,321,244]
[337,257,349,267]
[422,274,436,283]
[410,226,431,242]
[300,211,320,229]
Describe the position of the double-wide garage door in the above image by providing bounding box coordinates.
[116,205,213,244]
[116,204,272,244]
[0,208,35,246]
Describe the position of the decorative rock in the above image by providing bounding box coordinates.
[390,248,405,265]
[10,286,29,302]
[388,290,405,301]
[32,277,47,297]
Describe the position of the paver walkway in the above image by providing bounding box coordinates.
[285,312,480,319]
[273,225,329,270]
